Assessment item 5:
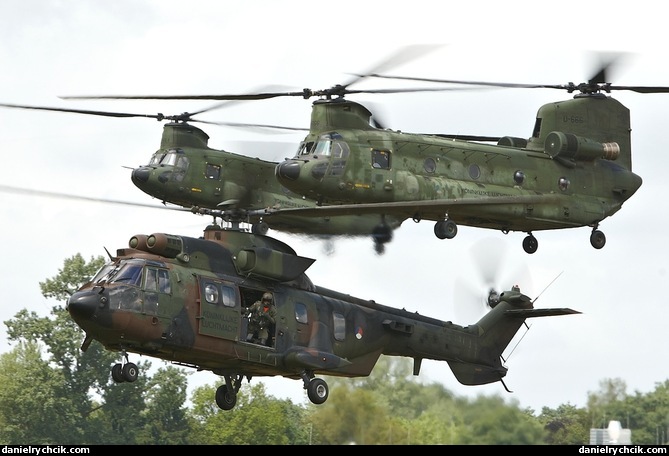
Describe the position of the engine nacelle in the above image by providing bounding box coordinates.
[544,131,620,161]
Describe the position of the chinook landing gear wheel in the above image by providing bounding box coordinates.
[434,219,457,239]
[522,234,538,254]
[307,378,329,405]
[590,229,606,249]
[215,384,237,410]
[252,222,269,235]
[372,223,392,255]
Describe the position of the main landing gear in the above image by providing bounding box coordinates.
[301,370,329,405]
[372,222,393,254]
[111,351,138,383]
[215,374,245,411]
[434,218,458,240]
[213,371,329,411]
[433,217,607,254]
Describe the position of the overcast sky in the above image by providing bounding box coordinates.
[1,0,667,414]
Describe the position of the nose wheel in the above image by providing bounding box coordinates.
[110,351,138,383]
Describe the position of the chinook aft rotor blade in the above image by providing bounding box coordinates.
[363,51,669,95]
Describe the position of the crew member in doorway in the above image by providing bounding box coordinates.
[246,292,276,346]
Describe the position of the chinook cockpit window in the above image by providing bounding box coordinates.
[148,151,166,166]
[296,141,315,156]
[147,148,186,167]
[311,133,350,159]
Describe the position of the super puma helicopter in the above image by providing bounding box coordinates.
[66,223,579,410]
[69,54,655,253]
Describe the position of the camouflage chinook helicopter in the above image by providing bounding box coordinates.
[66,225,579,410]
[83,52,652,254]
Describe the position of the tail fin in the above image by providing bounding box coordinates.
[447,287,579,386]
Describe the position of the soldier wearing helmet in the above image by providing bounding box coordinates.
[246,292,276,346]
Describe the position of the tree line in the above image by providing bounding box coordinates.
[1,254,667,445]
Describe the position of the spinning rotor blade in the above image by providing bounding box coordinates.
[0,100,307,132]
[0,101,235,124]
[59,45,469,102]
[454,237,532,322]
[0,184,192,213]
[364,51,669,95]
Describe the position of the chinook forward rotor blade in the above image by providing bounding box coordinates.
[58,45,465,102]
[0,184,192,212]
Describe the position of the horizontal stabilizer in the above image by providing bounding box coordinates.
[505,308,581,318]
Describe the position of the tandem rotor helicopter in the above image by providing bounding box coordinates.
[66,224,579,410]
[1,45,660,253]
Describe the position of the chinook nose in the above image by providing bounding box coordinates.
[276,161,302,181]
[67,289,106,321]
[131,167,150,185]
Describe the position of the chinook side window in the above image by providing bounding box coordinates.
[173,155,189,182]
[371,149,390,169]
[205,163,221,180]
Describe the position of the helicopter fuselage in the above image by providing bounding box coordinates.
[274,97,642,252]
[129,122,403,249]
[66,226,578,409]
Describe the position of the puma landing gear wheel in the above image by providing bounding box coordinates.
[111,362,138,383]
[301,370,329,405]
[111,351,138,383]
[215,374,244,410]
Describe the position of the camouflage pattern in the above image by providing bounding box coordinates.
[131,121,403,251]
[273,96,642,253]
[67,226,579,410]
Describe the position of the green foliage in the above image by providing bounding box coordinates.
[188,382,308,444]
[4,253,669,444]
[538,403,590,444]
[0,341,85,444]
